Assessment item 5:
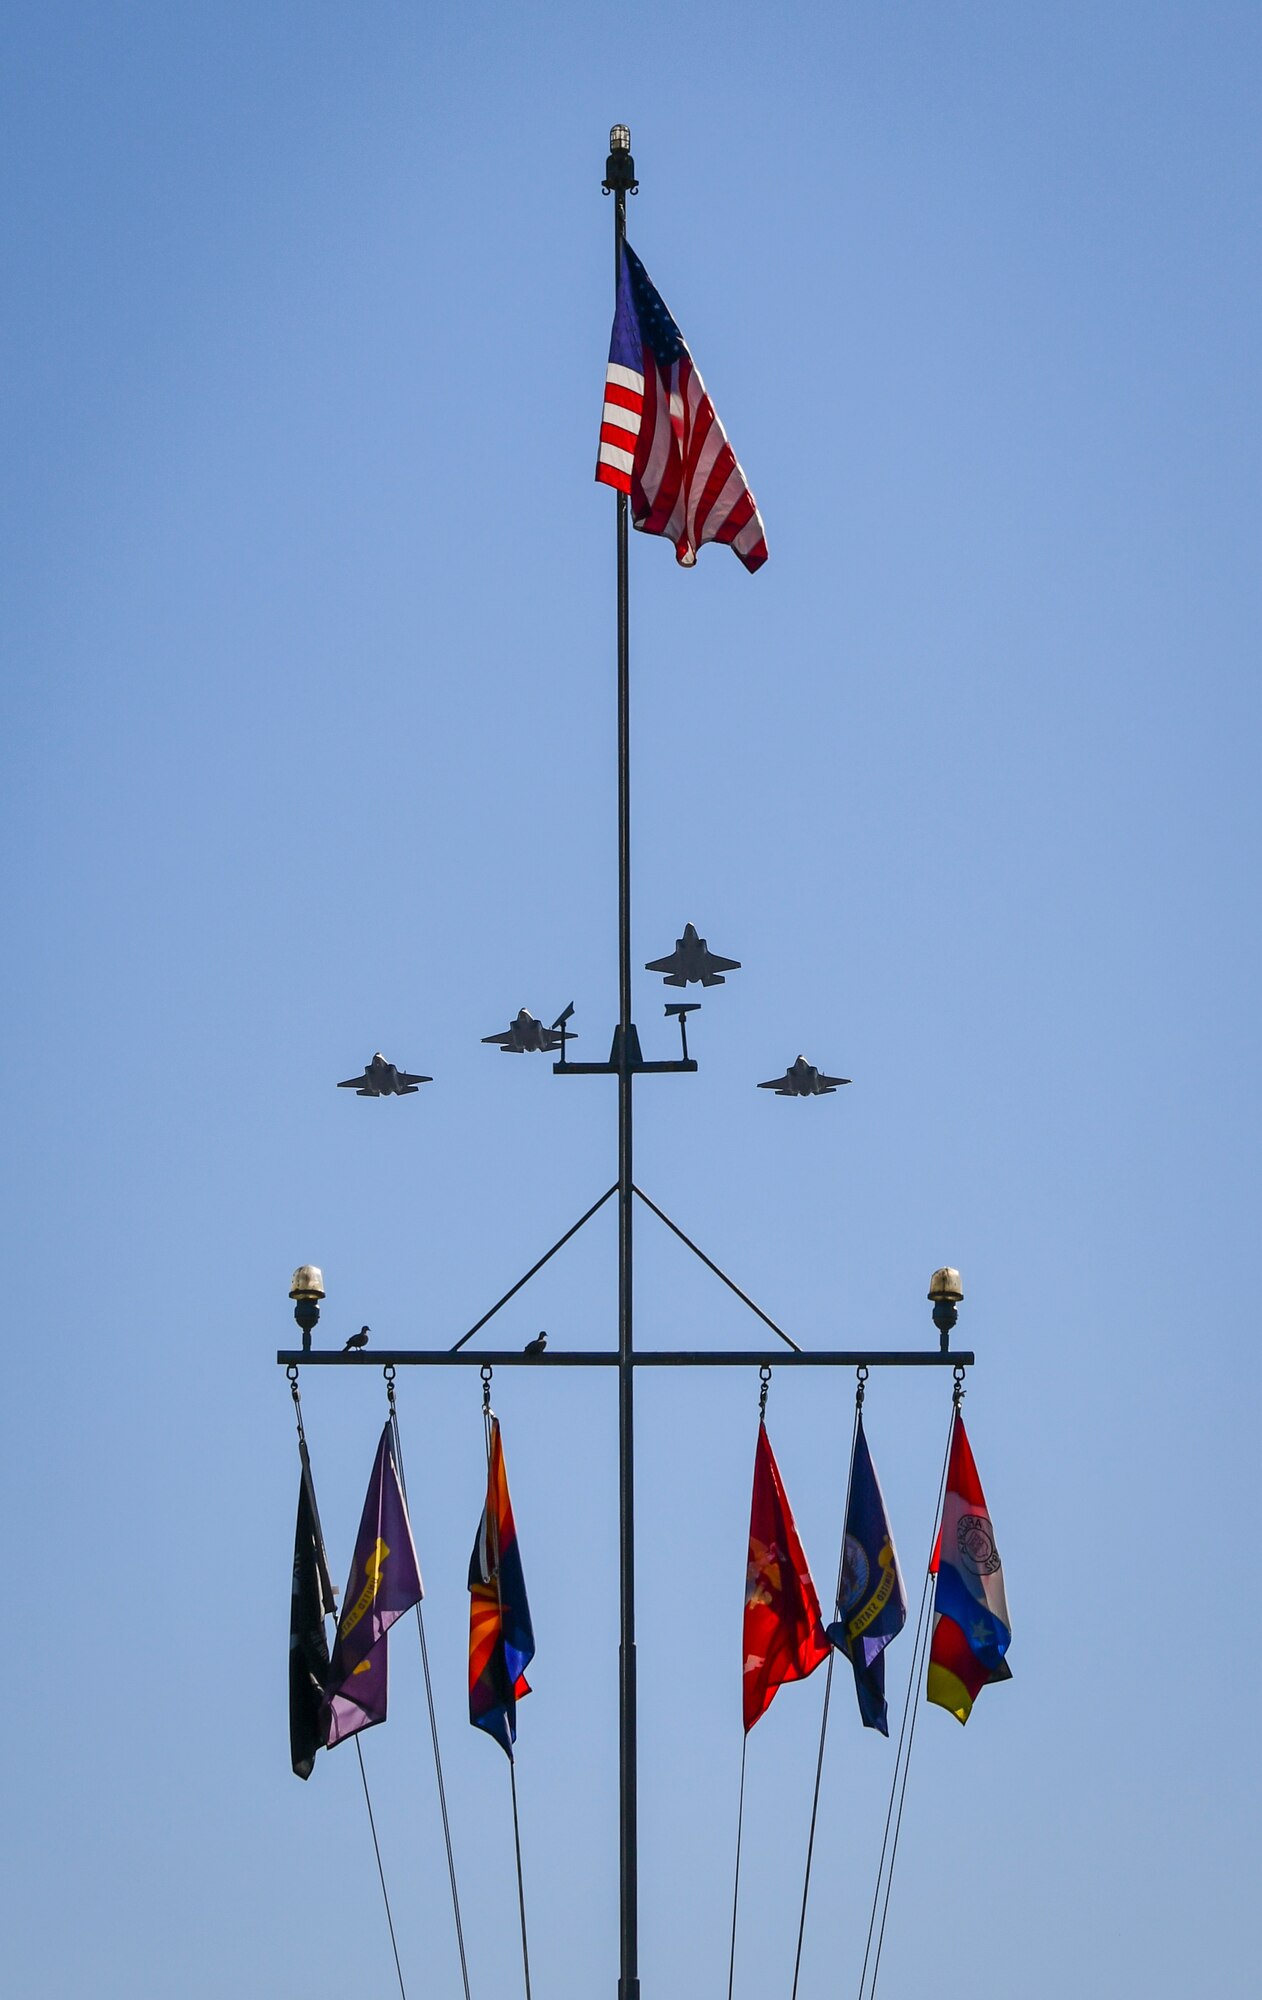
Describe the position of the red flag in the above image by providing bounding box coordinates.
[743,1422,829,1731]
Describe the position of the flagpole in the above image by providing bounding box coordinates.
[604,120,640,2000]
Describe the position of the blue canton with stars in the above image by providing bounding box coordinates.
[609,244,688,373]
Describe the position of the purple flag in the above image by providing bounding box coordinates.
[323,1424,424,1748]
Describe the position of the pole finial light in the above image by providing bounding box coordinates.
[603,125,638,195]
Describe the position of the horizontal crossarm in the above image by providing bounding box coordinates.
[276,1348,975,1368]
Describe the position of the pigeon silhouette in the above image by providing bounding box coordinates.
[523,1331,548,1356]
[344,1326,370,1352]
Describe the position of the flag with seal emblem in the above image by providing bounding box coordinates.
[743,1422,829,1731]
[468,1414,535,1760]
[927,1411,1012,1724]
[825,1412,907,1735]
[322,1424,424,1749]
[596,241,768,573]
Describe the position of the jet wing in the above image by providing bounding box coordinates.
[645,952,684,978]
[817,1074,852,1090]
[338,1073,375,1090]
[705,953,741,974]
[395,1072,431,1088]
[757,1074,792,1093]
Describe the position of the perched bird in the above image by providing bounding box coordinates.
[523,1331,548,1356]
[344,1326,370,1352]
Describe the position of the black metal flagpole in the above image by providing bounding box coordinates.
[604,119,640,2000]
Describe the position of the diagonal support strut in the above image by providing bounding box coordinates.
[449,1184,618,1352]
[632,1185,802,1352]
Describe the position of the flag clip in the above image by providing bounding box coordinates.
[952,1363,966,1408]
[287,1366,306,1442]
[855,1363,868,1410]
[758,1363,771,1420]
[481,1363,493,1414]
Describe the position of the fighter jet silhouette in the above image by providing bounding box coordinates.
[337,1053,432,1096]
[758,1056,852,1097]
[482,1007,575,1055]
[645,922,741,987]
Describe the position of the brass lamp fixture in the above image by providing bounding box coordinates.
[928,1266,963,1353]
[289,1265,325,1354]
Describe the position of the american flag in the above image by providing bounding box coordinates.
[596,242,768,573]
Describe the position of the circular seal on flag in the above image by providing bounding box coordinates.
[956,1514,1001,1575]
[840,1533,869,1610]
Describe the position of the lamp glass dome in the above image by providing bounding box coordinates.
[290,1264,325,1301]
[927,1266,963,1304]
[609,124,631,152]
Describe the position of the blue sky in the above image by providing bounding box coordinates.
[3,4,1259,1995]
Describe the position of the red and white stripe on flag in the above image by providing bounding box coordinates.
[598,353,766,572]
[597,363,646,495]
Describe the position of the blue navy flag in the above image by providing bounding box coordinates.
[825,1414,907,1735]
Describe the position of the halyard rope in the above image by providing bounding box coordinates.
[386,1371,474,2000]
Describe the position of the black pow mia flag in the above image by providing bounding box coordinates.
[290,1439,337,1779]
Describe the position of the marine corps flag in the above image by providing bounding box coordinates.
[290,1439,337,1780]
[927,1411,1012,1724]
[825,1413,907,1735]
[468,1415,535,1760]
[323,1424,424,1749]
[743,1422,829,1731]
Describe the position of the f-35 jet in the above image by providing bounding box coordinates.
[337,1053,432,1096]
[758,1055,851,1097]
[482,1007,574,1055]
[645,922,741,987]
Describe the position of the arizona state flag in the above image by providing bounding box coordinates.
[743,1422,829,1731]
[927,1412,1012,1724]
[323,1424,424,1748]
[468,1415,535,1759]
[290,1439,337,1779]
[825,1413,907,1735]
